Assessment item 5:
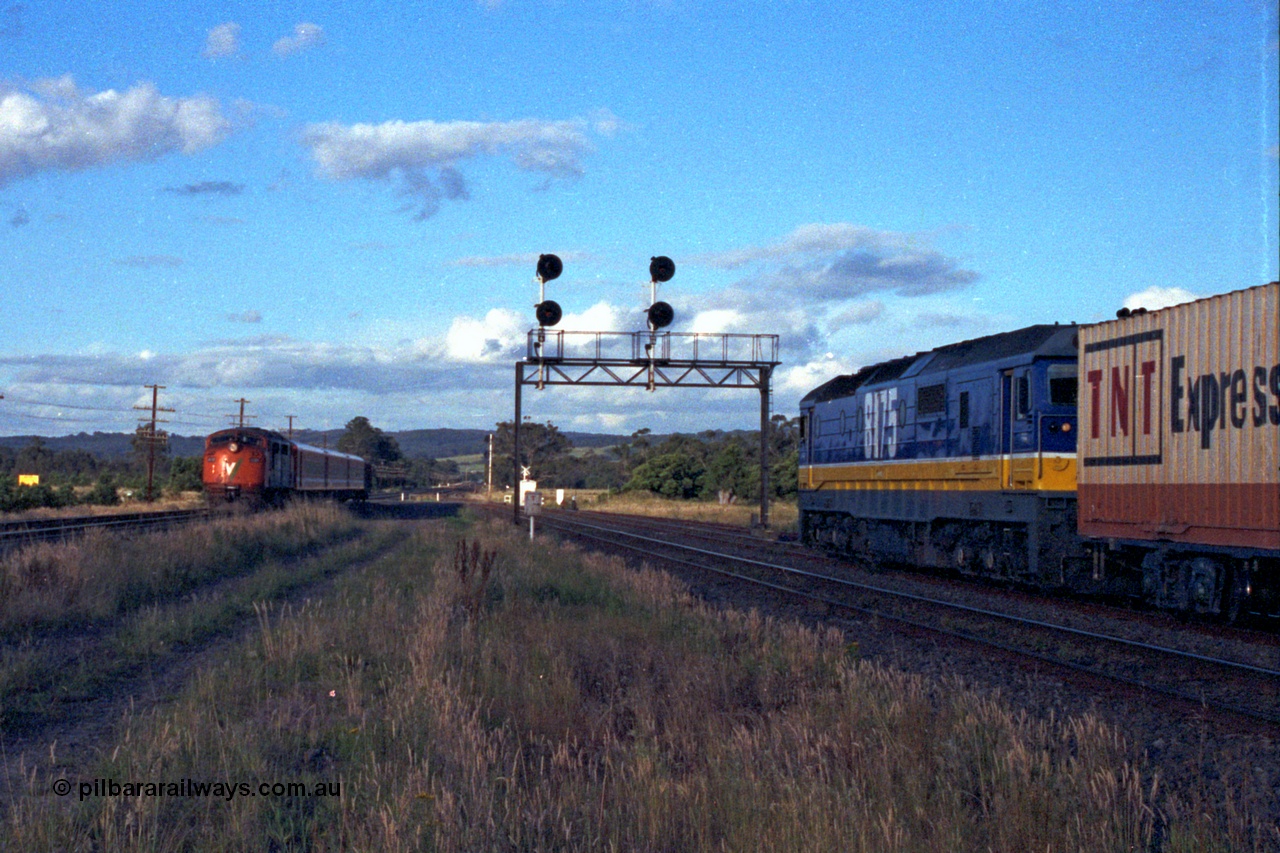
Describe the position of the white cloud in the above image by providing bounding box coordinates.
[675,223,980,367]
[273,23,325,57]
[692,222,977,301]
[827,300,884,329]
[300,115,603,218]
[203,22,241,59]
[559,301,620,332]
[778,355,856,396]
[444,308,525,362]
[689,308,745,334]
[1122,286,1200,312]
[0,77,233,187]
[695,223,913,269]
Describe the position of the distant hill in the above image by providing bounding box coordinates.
[0,432,206,459]
[0,428,630,460]
[289,428,627,459]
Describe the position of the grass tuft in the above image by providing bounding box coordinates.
[2,514,1270,851]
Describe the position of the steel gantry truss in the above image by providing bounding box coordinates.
[513,329,781,526]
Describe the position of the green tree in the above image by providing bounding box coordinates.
[704,438,759,503]
[623,451,706,499]
[491,420,571,486]
[338,417,402,464]
[166,457,204,495]
[51,448,102,481]
[770,446,799,499]
[88,474,120,506]
[15,439,55,477]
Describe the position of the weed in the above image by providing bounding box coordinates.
[452,538,496,619]
[2,515,1268,851]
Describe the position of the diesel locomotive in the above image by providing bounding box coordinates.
[202,427,371,505]
[798,282,1279,621]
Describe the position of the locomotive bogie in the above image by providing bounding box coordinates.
[800,491,1082,589]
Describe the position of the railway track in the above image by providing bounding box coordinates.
[0,508,209,551]
[516,506,1280,728]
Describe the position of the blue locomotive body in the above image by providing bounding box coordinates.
[798,325,1085,586]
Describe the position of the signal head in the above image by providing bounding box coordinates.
[649,256,675,283]
[537,253,563,282]
[646,300,674,329]
[535,300,563,327]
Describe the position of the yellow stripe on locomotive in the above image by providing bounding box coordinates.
[801,454,1078,494]
[797,324,1082,587]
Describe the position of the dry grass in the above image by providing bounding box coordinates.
[0,503,385,738]
[0,502,359,633]
[1,493,207,521]
[3,513,1267,851]
[585,490,800,532]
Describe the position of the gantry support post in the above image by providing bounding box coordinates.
[513,362,523,525]
[759,365,770,528]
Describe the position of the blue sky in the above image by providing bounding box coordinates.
[2,1,1277,440]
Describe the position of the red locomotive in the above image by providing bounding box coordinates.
[202,427,372,504]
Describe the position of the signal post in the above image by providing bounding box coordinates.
[513,255,781,527]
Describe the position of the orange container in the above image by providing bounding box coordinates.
[1077,282,1279,551]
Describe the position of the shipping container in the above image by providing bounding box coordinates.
[1078,282,1279,552]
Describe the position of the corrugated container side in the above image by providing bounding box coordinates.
[1078,283,1279,550]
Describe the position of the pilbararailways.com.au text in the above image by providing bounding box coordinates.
[54,778,341,802]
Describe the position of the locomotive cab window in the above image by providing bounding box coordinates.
[958,392,970,429]
[1047,363,1078,406]
[1015,374,1030,419]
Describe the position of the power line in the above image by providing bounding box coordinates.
[0,395,135,413]
[0,409,102,423]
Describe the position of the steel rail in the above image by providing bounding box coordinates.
[532,512,1280,724]
[0,509,209,549]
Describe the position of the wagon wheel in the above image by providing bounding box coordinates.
[1222,564,1249,624]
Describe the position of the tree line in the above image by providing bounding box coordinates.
[334,414,802,501]
[490,415,801,501]
[0,433,203,512]
[0,414,802,514]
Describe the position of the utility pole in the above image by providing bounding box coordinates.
[134,385,174,503]
[225,398,256,428]
[487,433,493,499]
[286,415,296,440]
